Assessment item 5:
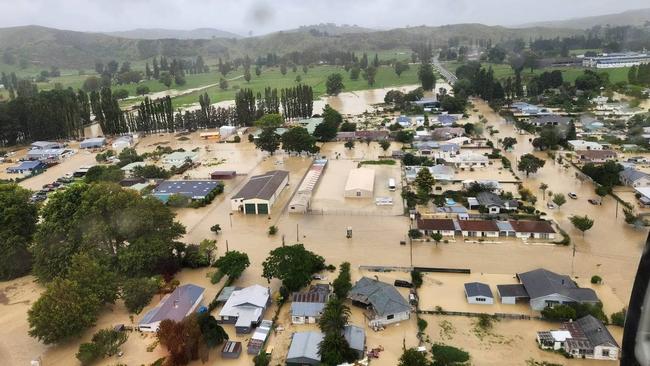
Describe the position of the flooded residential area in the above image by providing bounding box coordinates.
[3,2,650,366]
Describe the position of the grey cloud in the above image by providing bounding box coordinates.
[0,0,648,35]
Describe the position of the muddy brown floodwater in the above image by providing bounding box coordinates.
[0,91,643,366]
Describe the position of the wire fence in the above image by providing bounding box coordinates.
[307,208,404,217]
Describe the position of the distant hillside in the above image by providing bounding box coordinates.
[286,23,378,35]
[0,24,582,69]
[106,28,241,40]
[522,8,650,29]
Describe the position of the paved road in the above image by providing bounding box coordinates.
[433,57,458,85]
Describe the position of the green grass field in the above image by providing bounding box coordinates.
[168,64,420,108]
[442,61,630,84]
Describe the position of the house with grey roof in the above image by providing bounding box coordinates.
[286,327,366,365]
[502,268,600,311]
[139,284,205,332]
[286,332,324,365]
[620,167,650,188]
[218,284,271,334]
[538,315,619,360]
[231,170,289,214]
[291,284,330,324]
[529,115,572,127]
[348,277,411,327]
[475,191,518,214]
[464,282,493,304]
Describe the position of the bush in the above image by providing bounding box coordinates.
[611,308,626,327]
[268,225,278,235]
[431,343,470,365]
[113,89,129,99]
[233,135,241,143]
[591,275,602,284]
[541,305,577,321]
[166,194,190,208]
[417,318,428,332]
[76,342,101,365]
[408,229,423,239]
[411,270,423,289]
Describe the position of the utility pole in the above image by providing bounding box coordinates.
[571,244,576,277]
[225,240,229,252]
[296,223,299,242]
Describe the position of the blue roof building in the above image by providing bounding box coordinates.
[396,116,412,127]
[80,137,107,149]
[437,114,458,126]
[139,284,205,332]
[151,180,222,203]
[6,160,46,174]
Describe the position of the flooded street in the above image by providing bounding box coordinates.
[0,90,643,366]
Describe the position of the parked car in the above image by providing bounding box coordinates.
[588,198,602,205]
[568,192,578,199]
[547,202,557,209]
[394,280,413,288]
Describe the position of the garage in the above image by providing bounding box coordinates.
[245,203,257,214]
[257,203,269,215]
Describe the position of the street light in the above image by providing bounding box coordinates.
[229,212,233,228]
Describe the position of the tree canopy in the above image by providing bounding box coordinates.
[326,73,344,95]
[570,215,595,237]
[0,184,38,280]
[517,154,546,176]
[281,126,319,154]
[212,251,250,283]
[262,244,325,291]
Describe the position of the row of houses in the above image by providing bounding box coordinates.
[288,159,327,213]
[416,218,556,239]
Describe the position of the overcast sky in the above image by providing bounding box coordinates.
[1,0,648,35]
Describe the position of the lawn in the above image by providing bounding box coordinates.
[442,61,630,84]
[169,63,420,108]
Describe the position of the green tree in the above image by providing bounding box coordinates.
[256,113,284,129]
[136,85,150,95]
[396,130,415,143]
[518,153,546,177]
[132,165,171,179]
[344,140,355,150]
[502,137,517,150]
[262,244,325,291]
[122,277,158,313]
[332,262,352,299]
[84,165,124,183]
[210,224,221,234]
[326,73,344,95]
[77,328,128,364]
[541,304,577,321]
[28,278,101,344]
[539,183,549,201]
[394,61,410,78]
[76,342,101,365]
[318,332,356,365]
[431,343,470,366]
[415,167,435,203]
[219,77,228,90]
[254,128,281,155]
[570,215,594,238]
[319,298,351,334]
[197,313,229,348]
[244,69,251,83]
[363,66,377,86]
[281,126,319,154]
[611,308,626,327]
[159,72,172,88]
[431,232,443,245]
[418,63,436,91]
[552,193,567,209]
[0,184,38,280]
[350,66,361,80]
[379,140,391,151]
[67,253,119,304]
[398,348,432,366]
[212,251,250,283]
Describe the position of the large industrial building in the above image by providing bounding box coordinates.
[582,52,650,68]
[344,167,375,198]
[231,170,289,214]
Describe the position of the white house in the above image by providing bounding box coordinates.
[112,135,134,150]
[445,152,488,168]
[458,220,499,238]
[415,218,456,237]
[509,220,556,240]
[162,151,198,168]
[231,170,289,214]
[344,167,375,198]
[568,140,603,151]
[139,284,205,332]
[348,277,411,327]
[464,282,494,304]
[218,284,271,334]
[620,168,650,188]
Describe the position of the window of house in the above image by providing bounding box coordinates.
[602,349,610,357]
[356,191,361,197]
[387,314,394,320]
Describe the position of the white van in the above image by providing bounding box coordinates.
[388,178,396,191]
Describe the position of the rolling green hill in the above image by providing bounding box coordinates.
[522,8,650,29]
[105,28,242,40]
[0,23,583,70]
